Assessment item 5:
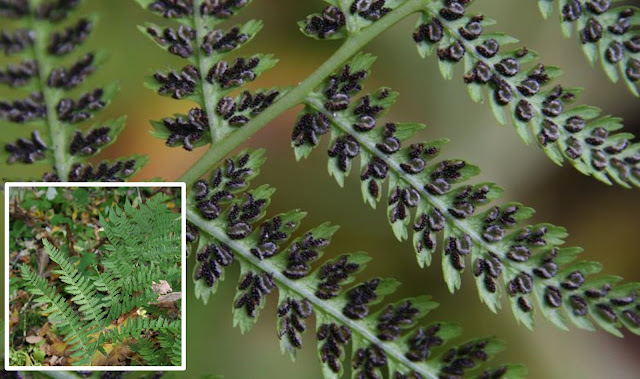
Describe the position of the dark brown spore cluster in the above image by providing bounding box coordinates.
[206,56,260,89]
[352,344,387,379]
[560,1,640,80]
[41,159,138,182]
[146,25,195,58]
[48,19,91,55]
[205,27,249,55]
[154,65,200,99]
[186,222,199,243]
[324,64,367,111]
[216,90,280,127]
[234,271,276,317]
[388,184,420,224]
[164,107,209,151]
[0,29,34,54]
[439,340,493,378]
[413,0,640,186]
[1,0,79,21]
[315,256,360,299]
[193,153,255,220]
[317,323,352,373]
[5,130,47,163]
[195,243,234,287]
[277,298,313,349]
[0,0,29,19]
[226,193,268,239]
[305,6,346,39]
[405,324,443,362]
[376,301,420,341]
[342,278,380,319]
[250,215,290,260]
[149,0,193,18]
[35,0,80,22]
[69,126,111,155]
[0,92,46,122]
[292,112,331,147]
[350,0,391,21]
[0,59,37,87]
[283,231,329,279]
[200,0,249,18]
[328,135,361,172]
[57,88,105,123]
[47,53,95,89]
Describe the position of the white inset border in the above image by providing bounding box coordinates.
[4,182,187,371]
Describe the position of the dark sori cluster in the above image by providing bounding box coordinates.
[0,28,34,54]
[342,278,380,320]
[277,298,313,348]
[439,340,504,379]
[48,18,92,55]
[192,152,256,223]
[206,56,260,89]
[148,23,250,58]
[234,271,276,317]
[315,255,361,300]
[0,59,37,87]
[186,222,200,243]
[148,0,249,19]
[216,89,280,127]
[69,126,111,155]
[41,159,137,182]
[304,6,346,39]
[47,53,95,89]
[147,24,195,58]
[413,0,640,187]
[0,0,80,20]
[560,0,640,81]
[250,215,291,259]
[350,0,391,21]
[195,242,234,287]
[164,108,209,151]
[317,323,352,373]
[282,231,330,279]
[0,91,46,122]
[154,65,200,100]
[5,130,47,164]
[57,88,106,123]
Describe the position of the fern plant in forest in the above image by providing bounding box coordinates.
[1,0,639,377]
[18,193,182,366]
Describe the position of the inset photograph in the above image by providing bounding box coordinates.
[5,184,185,370]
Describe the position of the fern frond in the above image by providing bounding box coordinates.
[0,1,145,181]
[98,193,182,323]
[99,317,180,344]
[290,52,640,336]
[410,0,640,188]
[187,149,525,378]
[537,0,640,96]
[19,263,98,366]
[137,0,285,150]
[43,239,107,324]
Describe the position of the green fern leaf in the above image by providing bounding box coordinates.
[137,0,286,149]
[536,0,640,96]
[291,51,640,336]
[187,149,526,378]
[411,0,640,188]
[0,1,145,181]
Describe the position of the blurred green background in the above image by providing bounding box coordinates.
[1,0,640,377]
